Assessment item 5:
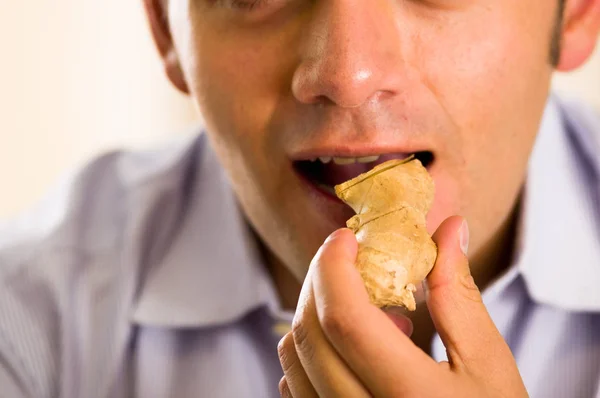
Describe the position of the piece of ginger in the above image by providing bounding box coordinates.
[334,158,437,311]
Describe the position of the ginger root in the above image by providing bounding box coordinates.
[334,158,437,311]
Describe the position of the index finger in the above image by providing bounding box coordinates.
[311,229,440,397]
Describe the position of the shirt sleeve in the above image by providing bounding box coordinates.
[0,357,31,398]
[0,255,60,398]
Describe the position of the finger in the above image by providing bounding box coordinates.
[383,308,414,336]
[311,228,439,396]
[426,216,515,372]
[278,377,293,398]
[278,333,318,398]
[292,273,371,397]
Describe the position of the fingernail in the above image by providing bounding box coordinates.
[383,310,414,337]
[460,219,470,256]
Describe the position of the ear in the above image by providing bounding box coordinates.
[557,0,600,71]
[142,0,190,94]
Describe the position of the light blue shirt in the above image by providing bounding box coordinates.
[1,96,599,398]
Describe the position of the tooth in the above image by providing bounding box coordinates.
[309,158,317,162]
[357,155,380,163]
[319,156,332,163]
[333,157,356,165]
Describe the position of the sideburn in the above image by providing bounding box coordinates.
[550,0,566,66]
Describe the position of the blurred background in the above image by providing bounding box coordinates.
[1,2,599,219]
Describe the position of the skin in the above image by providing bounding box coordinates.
[278,221,529,397]
[143,0,600,395]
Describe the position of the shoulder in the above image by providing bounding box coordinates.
[0,133,204,265]
[0,131,205,397]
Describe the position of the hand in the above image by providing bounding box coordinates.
[277,216,528,397]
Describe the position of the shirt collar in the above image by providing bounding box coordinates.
[514,96,600,311]
[131,135,281,327]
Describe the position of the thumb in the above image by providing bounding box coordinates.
[426,216,513,371]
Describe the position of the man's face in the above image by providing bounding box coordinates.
[165,0,558,279]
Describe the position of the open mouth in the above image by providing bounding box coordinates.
[293,151,434,199]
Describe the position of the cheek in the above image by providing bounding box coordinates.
[173,31,284,210]
[419,6,553,130]
[173,19,311,251]
[413,3,554,246]
[182,24,299,158]
[426,169,461,235]
[420,7,554,169]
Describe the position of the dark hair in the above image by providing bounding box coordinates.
[550,0,566,66]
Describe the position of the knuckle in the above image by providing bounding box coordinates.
[291,317,316,363]
[278,377,292,398]
[277,333,297,373]
[320,306,352,342]
[458,273,482,304]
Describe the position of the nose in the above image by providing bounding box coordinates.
[292,0,404,108]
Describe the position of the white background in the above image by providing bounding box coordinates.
[1,1,599,219]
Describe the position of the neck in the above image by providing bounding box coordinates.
[257,238,302,312]
[470,198,521,291]
[267,255,302,311]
